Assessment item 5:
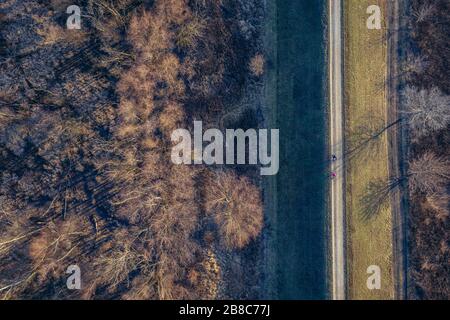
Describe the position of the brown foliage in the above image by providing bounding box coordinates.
[27,216,91,285]
[204,171,263,249]
[0,0,264,299]
[187,249,220,299]
[249,54,265,77]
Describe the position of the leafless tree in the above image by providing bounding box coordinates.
[401,54,428,80]
[408,152,450,194]
[413,2,436,23]
[93,230,149,292]
[427,193,449,221]
[0,0,265,300]
[204,171,263,249]
[359,152,449,220]
[401,85,450,139]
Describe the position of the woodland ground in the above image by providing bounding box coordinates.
[405,0,450,300]
[0,0,266,299]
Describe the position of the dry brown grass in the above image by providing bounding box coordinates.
[344,0,394,300]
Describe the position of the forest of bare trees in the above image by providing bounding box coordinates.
[0,0,265,299]
[402,0,449,300]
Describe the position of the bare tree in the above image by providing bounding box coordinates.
[0,0,266,300]
[401,54,428,80]
[401,85,450,139]
[93,229,148,292]
[204,171,263,249]
[427,193,449,221]
[412,2,436,23]
[359,152,449,220]
[408,152,450,194]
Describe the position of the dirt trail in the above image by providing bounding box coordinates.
[329,0,346,300]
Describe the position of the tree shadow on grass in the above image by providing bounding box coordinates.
[359,177,403,222]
